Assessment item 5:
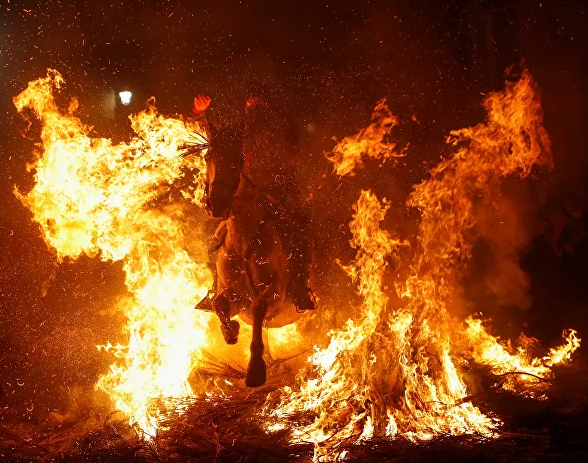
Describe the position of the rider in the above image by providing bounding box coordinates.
[191,88,316,312]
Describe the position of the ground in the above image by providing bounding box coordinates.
[1,361,587,463]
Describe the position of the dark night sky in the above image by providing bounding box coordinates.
[1,0,587,418]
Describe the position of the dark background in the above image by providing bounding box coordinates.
[1,0,587,420]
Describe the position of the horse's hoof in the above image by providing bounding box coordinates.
[221,319,240,345]
[245,355,266,387]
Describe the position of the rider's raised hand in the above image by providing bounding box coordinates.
[193,94,212,113]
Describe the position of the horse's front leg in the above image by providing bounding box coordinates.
[195,293,238,343]
[245,284,277,387]
[213,291,240,345]
[211,247,243,345]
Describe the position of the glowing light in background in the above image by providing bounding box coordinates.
[119,90,133,105]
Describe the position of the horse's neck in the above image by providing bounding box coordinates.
[232,174,258,211]
[225,175,293,261]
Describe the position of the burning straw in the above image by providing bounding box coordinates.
[263,71,580,461]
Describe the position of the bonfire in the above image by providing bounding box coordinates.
[5,68,582,462]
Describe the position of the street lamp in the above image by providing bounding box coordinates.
[118,90,132,106]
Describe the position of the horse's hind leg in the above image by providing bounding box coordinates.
[213,291,240,345]
[245,287,274,387]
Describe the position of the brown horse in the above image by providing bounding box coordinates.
[194,126,312,387]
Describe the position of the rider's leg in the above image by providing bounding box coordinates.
[265,185,315,312]
[289,208,316,311]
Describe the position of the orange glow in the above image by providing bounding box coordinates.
[14,69,215,436]
[14,70,580,460]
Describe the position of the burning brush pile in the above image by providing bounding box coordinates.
[8,69,582,462]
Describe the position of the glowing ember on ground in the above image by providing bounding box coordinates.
[14,69,580,460]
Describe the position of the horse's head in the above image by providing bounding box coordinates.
[204,124,244,220]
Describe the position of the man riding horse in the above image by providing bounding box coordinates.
[191,87,315,313]
[188,89,316,386]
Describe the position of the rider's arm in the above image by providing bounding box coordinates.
[191,94,213,134]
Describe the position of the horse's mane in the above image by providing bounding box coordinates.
[181,132,211,158]
[182,123,243,159]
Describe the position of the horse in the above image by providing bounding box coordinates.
[193,126,313,387]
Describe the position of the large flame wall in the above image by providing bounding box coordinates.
[13,69,580,461]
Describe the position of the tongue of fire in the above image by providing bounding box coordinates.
[13,69,214,436]
[14,69,580,459]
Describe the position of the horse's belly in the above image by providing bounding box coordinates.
[238,300,303,328]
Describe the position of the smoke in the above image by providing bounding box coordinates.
[468,188,537,312]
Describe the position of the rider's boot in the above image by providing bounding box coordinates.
[290,224,316,312]
[292,266,316,311]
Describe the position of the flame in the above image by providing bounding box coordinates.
[544,329,581,366]
[327,98,404,177]
[266,71,579,460]
[463,319,581,392]
[266,190,496,460]
[14,69,213,435]
[266,190,409,456]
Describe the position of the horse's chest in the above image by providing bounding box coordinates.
[224,227,255,258]
[220,225,258,286]
[225,214,264,255]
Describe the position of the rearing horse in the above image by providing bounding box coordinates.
[195,126,311,387]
